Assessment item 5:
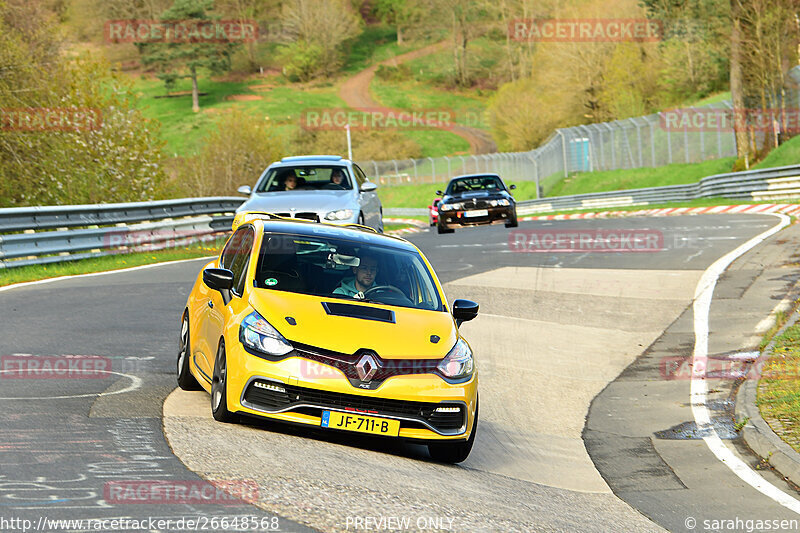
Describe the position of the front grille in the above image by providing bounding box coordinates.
[272,212,320,222]
[243,381,465,433]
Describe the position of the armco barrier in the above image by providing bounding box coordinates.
[516,164,800,214]
[0,197,243,269]
[3,164,800,269]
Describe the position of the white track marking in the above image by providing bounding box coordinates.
[0,369,143,400]
[691,213,800,513]
[0,256,213,293]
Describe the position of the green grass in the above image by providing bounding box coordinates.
[371,78,488,131]
[546,158,736,197]
[342,25,430,73]
[757,321,800,454]
[132,76,346,156]
[377,158,738,208]
[754,134,800,169]
[0,243,221,287]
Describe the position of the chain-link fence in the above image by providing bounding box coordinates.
[357,100,751,197]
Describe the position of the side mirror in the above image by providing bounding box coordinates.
[237,185,252,196]
[452,299,479,326]
[360,181,378,192]
[203,268,234,304]
[203,268,234,291]
[435,190,444,196]
[509,184,516,190]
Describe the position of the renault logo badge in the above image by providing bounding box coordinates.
[356,353,379,382]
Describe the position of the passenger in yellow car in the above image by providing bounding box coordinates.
[333,255,378,297]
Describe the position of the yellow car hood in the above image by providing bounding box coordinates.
[248,290,456,359]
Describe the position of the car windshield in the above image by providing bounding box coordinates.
[256,166,352,192]
[446,176,504,195]
[254,233,443,311]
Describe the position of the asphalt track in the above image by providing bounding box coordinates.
[1,214,799,532]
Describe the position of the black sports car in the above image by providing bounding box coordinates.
[435,174,518,234]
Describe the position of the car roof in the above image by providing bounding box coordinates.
[450,173,501,181]
[246,219,418,252]
[275,155,348,166]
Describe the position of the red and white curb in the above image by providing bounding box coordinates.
[384,217,428,236]
[520,203,800,221]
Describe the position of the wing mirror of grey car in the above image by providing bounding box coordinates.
[360,181,378,192]
[237,185,252,196]
[452,299,479,326]
[203,268,234,304]
[435,190,444,196]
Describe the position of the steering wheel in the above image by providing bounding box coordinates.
[322,183,346,190]
[364,285,409,299]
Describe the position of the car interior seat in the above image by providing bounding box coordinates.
[258,235,306,292]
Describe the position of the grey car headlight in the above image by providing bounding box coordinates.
[325,209,354,221]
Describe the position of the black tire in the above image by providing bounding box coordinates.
[211,340,237,423]
[378,209,384,233]
[437,223,454,234]
[358,212,365,226]
[177,312,201,390]
[428,397,478,464]
[505,210,519,228]
[429,217,435,227]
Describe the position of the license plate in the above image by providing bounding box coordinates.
[321,410,400,436]
[464,209,488,217]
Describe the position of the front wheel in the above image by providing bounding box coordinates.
[437,223,454,234]
[211,340,236,423]
[428,398,478,463]
[177,313,200,390]
[505,210,518,228]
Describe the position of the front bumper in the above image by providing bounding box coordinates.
[225,342,478,442]
[438,206,515,228]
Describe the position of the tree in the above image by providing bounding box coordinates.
[137,0,242,112]
[374,0,425,45]
[0,0,168,207]
[279,0,362,79]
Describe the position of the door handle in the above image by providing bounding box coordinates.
[207,300,214,309]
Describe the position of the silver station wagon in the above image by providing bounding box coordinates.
[236,155,383,232]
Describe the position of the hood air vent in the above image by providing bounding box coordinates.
[322,302,395,323]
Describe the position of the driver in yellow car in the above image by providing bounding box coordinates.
[333,254,378,298]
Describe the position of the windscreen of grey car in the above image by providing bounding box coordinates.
[257,166,353,192]
[254,233,443,311]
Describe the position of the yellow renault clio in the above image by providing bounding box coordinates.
[178,216,479,462]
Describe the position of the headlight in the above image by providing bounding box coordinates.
[490,199,510,207]
[437,338,474,380]
[440,203,461,211]
[325,209,353,221]
[240,311,293,356]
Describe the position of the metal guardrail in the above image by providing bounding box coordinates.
[516,164,800,214]
[3,165,800,269]
[0,197,244,270]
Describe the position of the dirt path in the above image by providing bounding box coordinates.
[338,41,497,155]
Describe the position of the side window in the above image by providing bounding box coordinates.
[220,227,255,296]
[353,164,367,187]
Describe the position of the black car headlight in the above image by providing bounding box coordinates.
[437,338,474,380]
[440,202,462,211]
[490,199,510,207]
[240,311,293,356]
